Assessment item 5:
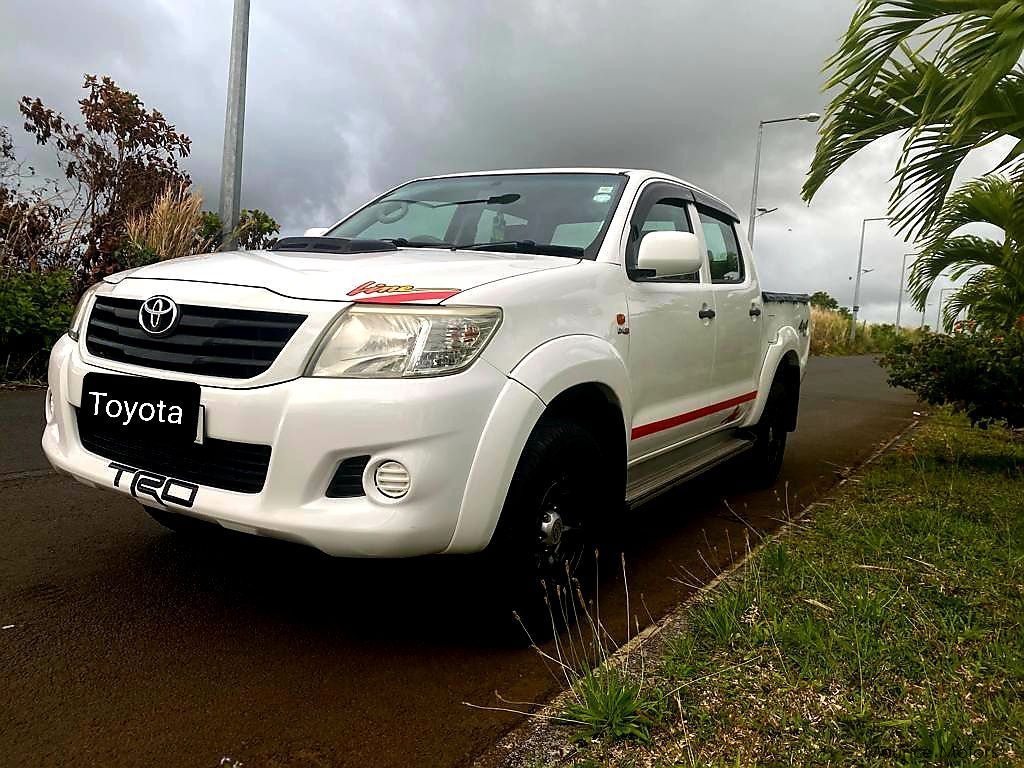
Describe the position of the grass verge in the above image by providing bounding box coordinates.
[541,411,1023,767]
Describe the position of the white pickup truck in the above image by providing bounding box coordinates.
[43,168,809,596]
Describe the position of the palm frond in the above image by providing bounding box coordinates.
[808,0,1024,237]
[804,54,936,204]
[908,234,1009,307]
[942,268,1024,330]
[918,175,1022,252]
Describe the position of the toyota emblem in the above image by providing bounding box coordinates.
[138,295,180,336]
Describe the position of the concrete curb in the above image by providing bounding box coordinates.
[473,418,922,768]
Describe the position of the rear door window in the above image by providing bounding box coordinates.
[698,209,744,284]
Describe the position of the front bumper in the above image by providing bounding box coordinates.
[42,334,514,557]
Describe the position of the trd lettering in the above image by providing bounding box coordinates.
[109,462,199,508]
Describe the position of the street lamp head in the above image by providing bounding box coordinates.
[799,113,822,123]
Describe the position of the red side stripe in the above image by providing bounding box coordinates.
[631,391,758,440]
[354,290,461,304]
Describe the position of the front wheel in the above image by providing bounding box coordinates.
[487,418,609,632]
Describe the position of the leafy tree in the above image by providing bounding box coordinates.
[907,175,1024,330]
[197,211,224,251]
[0,126,69,271]
[196,209,280,252]
[19,74,191,282]
[804,1,1024,239]
[234,208,279,250]
[809,291,840,310]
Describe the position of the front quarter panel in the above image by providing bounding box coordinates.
[456,260,627,378]
[444,261,632,553]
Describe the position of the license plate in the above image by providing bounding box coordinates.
[80,372,200,445]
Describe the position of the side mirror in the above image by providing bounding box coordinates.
[303,227,328,237]
[636,231,703,278]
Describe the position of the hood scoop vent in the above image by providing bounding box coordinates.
[270,236,397,255]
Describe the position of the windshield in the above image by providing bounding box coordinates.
[326,172,627,259]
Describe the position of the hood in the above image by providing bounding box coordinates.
[114,247,576,303]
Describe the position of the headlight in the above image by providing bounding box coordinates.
[307,305,502,378]
[68,282,103,341]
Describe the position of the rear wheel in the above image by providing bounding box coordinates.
[487,418,609,634]
[746,374,790,489]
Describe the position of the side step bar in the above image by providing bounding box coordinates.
[626,436,754,508]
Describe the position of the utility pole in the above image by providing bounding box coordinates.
[937,287,954,333]
[895,252,913,334]
[218,0,251,250]
[849,217,890,344]
[747,113,819,246]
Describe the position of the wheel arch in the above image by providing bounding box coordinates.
[747,331,805,431]
[445,336,631,554]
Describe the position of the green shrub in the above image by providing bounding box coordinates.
[558,668,663,744]
[0,269,73,381]
[881,329,1024,428]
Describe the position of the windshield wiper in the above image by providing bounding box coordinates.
[379,193,520,209]
[270,236,397,254]
[456,240,585,258]
[383,238,454,248]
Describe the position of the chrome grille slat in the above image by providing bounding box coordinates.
[86,296,306,379]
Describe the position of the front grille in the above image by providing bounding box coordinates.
[76,410,272,494]
[86,296,306,379]
[326,456,370,498]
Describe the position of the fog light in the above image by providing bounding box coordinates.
[374,460,410,498]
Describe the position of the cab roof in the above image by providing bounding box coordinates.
[411,167,739,223]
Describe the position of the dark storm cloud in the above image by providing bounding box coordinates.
[1,0,995,323]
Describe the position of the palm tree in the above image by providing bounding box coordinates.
[941,270,1024,331]
[908,175,1024,330]
[804,1,1024,239]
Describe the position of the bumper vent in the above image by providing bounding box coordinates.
[326,456,370,498]
[76,410,272,494]
[86,296,306,379]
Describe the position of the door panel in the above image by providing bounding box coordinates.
[623,184,719,461]
[697,208,763,408]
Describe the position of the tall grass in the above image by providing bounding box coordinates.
[125,182,210,264]
[466,555,665,744]
[810,306,925,356]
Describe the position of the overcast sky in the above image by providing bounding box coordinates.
[1,0,1006,325]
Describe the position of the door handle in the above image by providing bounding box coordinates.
[698,307,716,320]
[749,306,762,317]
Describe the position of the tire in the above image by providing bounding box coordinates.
[746,374,790,489]
[487,417,610,635]
[144,506,220,536]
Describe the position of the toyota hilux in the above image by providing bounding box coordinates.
[43,168,810,596]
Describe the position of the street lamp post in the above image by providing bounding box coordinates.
[849,216,891,344]
[218,0,251,250]
[748,113,820,246]
[895,252,914,334]
[937,287,954,332]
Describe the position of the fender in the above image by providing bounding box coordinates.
[744,326,806,427]
[507,334,632,413]
[444,335,631,553]
[445,377,545,553]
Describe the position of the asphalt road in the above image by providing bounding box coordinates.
[0,356,917,768]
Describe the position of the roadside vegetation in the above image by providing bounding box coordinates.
[806,291,924,356]
[506,411,1023,766]
[0,76,279,385]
